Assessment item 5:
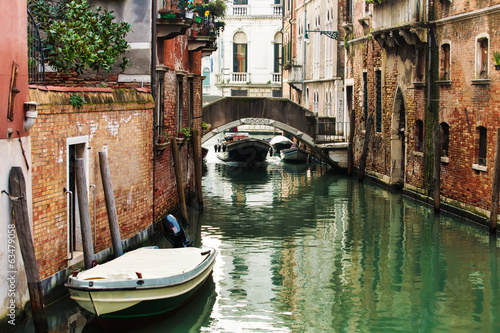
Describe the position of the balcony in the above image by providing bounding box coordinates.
[157,0,194,39]
[273,5,282,16]
[372,0,425,30]
[233,5,249,16]
[231,72,249,83]
[272,73,281,83]
[370,0,427,49]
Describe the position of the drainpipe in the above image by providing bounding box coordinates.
[151,0,157,228]
[302,10,307,105]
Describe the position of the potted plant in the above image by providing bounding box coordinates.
[494,51,500,70]
[155,133,171,151]
[179,127,192,141]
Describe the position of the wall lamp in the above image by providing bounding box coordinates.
[304,30,339,40]
[24,101,38,131]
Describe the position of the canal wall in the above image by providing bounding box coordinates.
[0,87,200,330]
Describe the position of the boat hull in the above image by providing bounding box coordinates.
[216,138,270,162]
[280,147,309,162]
[65,247,217,318]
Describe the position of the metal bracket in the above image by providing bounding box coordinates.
[305,30,339,40]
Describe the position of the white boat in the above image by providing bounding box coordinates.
[269,135,293,154]
[280,145,309,162]
[65,246,217,318]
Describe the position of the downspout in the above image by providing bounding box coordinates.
[302,10,307,104]
[152,0,157,228]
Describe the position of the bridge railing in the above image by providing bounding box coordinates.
[316,119,350,143]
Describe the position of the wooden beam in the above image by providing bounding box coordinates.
[191,129,204,209]
[9,167,48,332]
[489,128,500,234]
[75,159,94,269]
[358,114,373,182]
[99,151,123,257]
[171,138,189,224]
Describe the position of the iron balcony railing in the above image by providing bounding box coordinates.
[316,119,350,143]
[27,9,45,84]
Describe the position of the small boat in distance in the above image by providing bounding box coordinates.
[269,135,293,155]
[280,144,309,162]
[214,132,271,163]
[65,215,217,319]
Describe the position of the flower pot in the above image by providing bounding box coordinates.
[185,10,194,19]
[495,64,500,70]
[191,29,199,37]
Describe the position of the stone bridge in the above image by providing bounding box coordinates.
[201,97,348,168]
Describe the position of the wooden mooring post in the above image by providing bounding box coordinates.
[358,114,373,182]
[488,128,500,234]
[433,121,441,213]
[75,159,94,269]
[99,151,123,257]
[8,167,48,333]
[192,129,204,210]
[171,138,189,224]
[347,108,355,176]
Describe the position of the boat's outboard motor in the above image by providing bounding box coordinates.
[161,214,191,247]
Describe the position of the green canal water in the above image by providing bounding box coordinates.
[13,140,500,332]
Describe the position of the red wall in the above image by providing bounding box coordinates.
[0,2,29,139]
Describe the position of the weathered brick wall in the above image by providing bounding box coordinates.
[435,11,500,211]
[28,88,154,279]
[153,49,204,223]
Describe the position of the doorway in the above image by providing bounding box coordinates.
[66,136,89,262]
[391,89,406,187]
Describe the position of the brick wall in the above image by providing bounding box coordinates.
[29,87,154,279]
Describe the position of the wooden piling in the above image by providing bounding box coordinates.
[171,138,189,224]
[433,121,441,213]
[488,128,500,234]
[99,151,123,257]
[9,167,48,333]
[192,129,204,209]
[358,114,373,182]
[348,108,355,176]
[75,159,94,269]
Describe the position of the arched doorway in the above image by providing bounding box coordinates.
[390,88,406,187]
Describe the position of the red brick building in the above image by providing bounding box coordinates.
[1,2,213,325]
[345,0,500,227]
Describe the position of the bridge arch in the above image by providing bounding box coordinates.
[201,97,317,147]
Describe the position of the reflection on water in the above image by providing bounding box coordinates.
[12,135,500,332]
[199,142,500,333]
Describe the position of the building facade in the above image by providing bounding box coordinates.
[1,0,214,326]
[203,0,283,98]
[346,0,500,225]
[282,0,346,143]
[0,1,32,326]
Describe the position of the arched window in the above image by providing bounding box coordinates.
[274,32,282,73]
[440,43,451,80]
[202,67,210,87]
[476,35,489,79]
[233,32,248,73]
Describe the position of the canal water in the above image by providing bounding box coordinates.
[12,137,500,332]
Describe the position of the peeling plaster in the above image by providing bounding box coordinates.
[57,147,63,163]
[89,121,99,140]
[127,187,134,205]
[103,115,119,137]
